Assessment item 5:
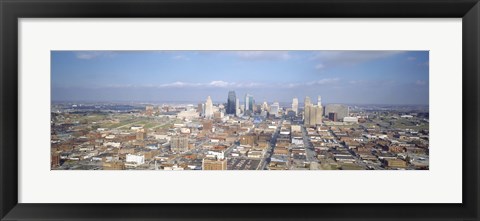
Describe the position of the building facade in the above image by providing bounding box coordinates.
[304,101,323,127]
[205,96,213,118]
[202,158,227,170]
[170,135,189,152]
[244,94,255,114]
[270,102,280,117]
[292,97,298,116]
[227,91,236,115]
[325,104,349,120]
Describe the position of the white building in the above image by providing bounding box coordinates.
[130,126,143,131]
[207,150,225,160]
[205,96,214,118]
[343,117,359,124]
[177,109,199,120]
[235,98,241,116]
[262,101,269,112]
[292,137,303,145]
[270,102,280,117]
[126,154,145,165]
[292,97,299,115]
[103,142,121,148]
[180,128,191,134]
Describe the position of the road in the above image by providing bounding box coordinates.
[258,118,283,170]
[224,143,237,156]
[302,125,319,163]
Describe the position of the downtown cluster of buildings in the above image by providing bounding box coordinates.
[198,91,352,126]
[51,91,429,170]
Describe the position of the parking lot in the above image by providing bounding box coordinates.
[227,157,261,170]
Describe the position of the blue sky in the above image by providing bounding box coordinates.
[51,50,429,105]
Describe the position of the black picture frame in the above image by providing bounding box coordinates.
[1,0,479,220]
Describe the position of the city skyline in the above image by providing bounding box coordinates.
[52,50,429,105]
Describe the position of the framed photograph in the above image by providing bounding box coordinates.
[1,0,479,220]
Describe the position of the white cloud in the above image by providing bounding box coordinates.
[315,64,325,70]
[310,51,405,66]
[233,51,291,60]
[172,55,189,60]
[407,56,417,61]
[156,81,264,89]
[306,78,340,86]
[103,79,341,89]
[286,78,340,88]
[74,51,116,60]
[159,81,201,88]
[208,80,231,87]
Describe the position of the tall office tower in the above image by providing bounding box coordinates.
[197,103,204,116]
[304,105,313,126]
[304,96,312,121]
[303,95,323,127]
[235,98,240,116]
[262,101,269,112]
[205,96,213,118]
[316,95,323,124]
[245,94,250,111]
[304,96,312,109]
[226,91,236,115]
[292,97,299,116]
[315,105,323,125]
[244,94,254,114]
[304,105,323,127]
[270,102,280,117]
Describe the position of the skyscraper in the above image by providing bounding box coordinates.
[262,101,269,111]
[317,95,323,121]
[270,102,280,117]
[205,96,213,118]
[245,94,250,111]
[227,91,236,115]
[292,97,299,116]
[304,95,323,127]
[244,93,254,114]
[315,105,323,125]
[235,98,240,116]
[304,105,323,127]
[304,96,312,109]
[304,96,312,121]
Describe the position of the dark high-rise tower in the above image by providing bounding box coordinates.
[227,91,236,114]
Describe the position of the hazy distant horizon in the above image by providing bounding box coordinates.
[51,50,429,105]
[51,99,430,107]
